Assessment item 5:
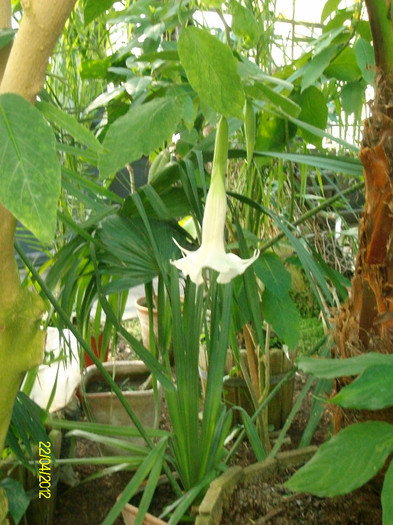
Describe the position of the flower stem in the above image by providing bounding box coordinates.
[211,116,229,186]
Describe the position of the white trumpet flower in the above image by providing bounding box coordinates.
[171,117,259,286]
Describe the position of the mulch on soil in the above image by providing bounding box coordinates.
[53,372,383,524]
[222,465,382,525]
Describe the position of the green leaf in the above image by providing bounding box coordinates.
[382,460,393,525]
[99,97,183,179]
[301,46,338,91]
[255,113,295,151]
[255,151,363,176]
[296,86,327,148]
[84,0,116,25]
[355,38,375,84]
[239,408,266,461]
[296,352,393,379]
[178,26,244,119]
[230,1,259,48]
[262,288,300,350]
[254,253,291,298]
[0,93,60,244]
[247,82,301,117]
[202,0,222,6]
[36,101,104,154]
[341,81,365,114]
[325,46,362,82]
[331,364,393,410]
[0,478,30,525]
[0,28,16,50]
[321,0,341,23]
[296,352,393,378]
[356,20,372,42]
[285,422,393,497]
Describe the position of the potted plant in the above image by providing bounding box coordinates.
[79,360,162,456]
[199,324,295,431]
[135,295,158,352]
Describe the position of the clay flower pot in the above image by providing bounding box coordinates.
[80,361,161,456]
[135,297,158,350]
[199,346,295,429]
[83,333,110,368]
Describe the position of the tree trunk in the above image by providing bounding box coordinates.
[0,0,76,456]
[333,0,393,430]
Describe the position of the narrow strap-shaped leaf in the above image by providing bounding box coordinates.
[239,407,266,461]
[101,437,168,525]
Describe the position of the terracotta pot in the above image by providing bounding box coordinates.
[83,333,110,368]
[198,347,295,429]
[195,446,317,525]
[80,361,161,456]
[135,297,158,350]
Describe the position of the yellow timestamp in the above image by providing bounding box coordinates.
[38,441,52,499]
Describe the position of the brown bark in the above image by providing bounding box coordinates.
[333,71,393,430]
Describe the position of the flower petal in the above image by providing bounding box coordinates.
[216,250,260,283]
[171,241,260,286]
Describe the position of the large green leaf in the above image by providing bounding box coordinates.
[285,422,393,497]
[301,46,338,91]
[321,0,341,23]
[341,81,365,115]
[37,101,104,155]
[297,353,393,378]
[230,1,259,47]
[382,460,393,525]
[178,26,244,119]
[247,82,301,117]
[296,86,327,148]
[355,38,375,84]
[262,288,300,350]
[0,478,30,525]
[84,0,116,25]
[254,252,291,298]
[99,97,183,179]
[325,46,362,82]
[0,93,60,244]
[331,364,393,410]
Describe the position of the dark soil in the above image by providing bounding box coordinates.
[86,374,149,393]
[52,372,383,525]
[222,465,382,525]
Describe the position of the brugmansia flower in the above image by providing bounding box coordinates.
[171,117,259,286]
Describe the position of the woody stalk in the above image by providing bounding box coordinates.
[0,0,77,464]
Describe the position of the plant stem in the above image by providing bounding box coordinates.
[365,0,393,73]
